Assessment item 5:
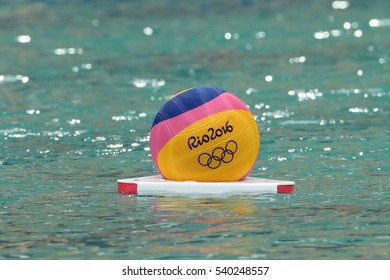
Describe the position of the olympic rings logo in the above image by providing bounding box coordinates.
[198,140,238,169]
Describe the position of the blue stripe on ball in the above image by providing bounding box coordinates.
[151,87,225,127]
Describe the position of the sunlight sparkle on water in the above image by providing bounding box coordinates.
[369,18,390,27]
[0,75,29,84]
[143,27,154,36]
[332,1,349,10]
[54,48,83,55]
[16,35,31,43]
[132,78,165,88]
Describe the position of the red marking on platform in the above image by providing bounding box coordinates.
[118,182,138,195]
[277,185,294,194]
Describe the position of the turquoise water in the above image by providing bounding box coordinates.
[1,0,389,259]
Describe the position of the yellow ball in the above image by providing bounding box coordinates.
[149,87,260,182]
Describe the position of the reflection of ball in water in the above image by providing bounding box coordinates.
[149,86,260,182]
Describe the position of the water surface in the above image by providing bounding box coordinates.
[0,0,389,259]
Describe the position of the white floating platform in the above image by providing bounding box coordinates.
[117,175,295,195]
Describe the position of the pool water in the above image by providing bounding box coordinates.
[0,0,389,259]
